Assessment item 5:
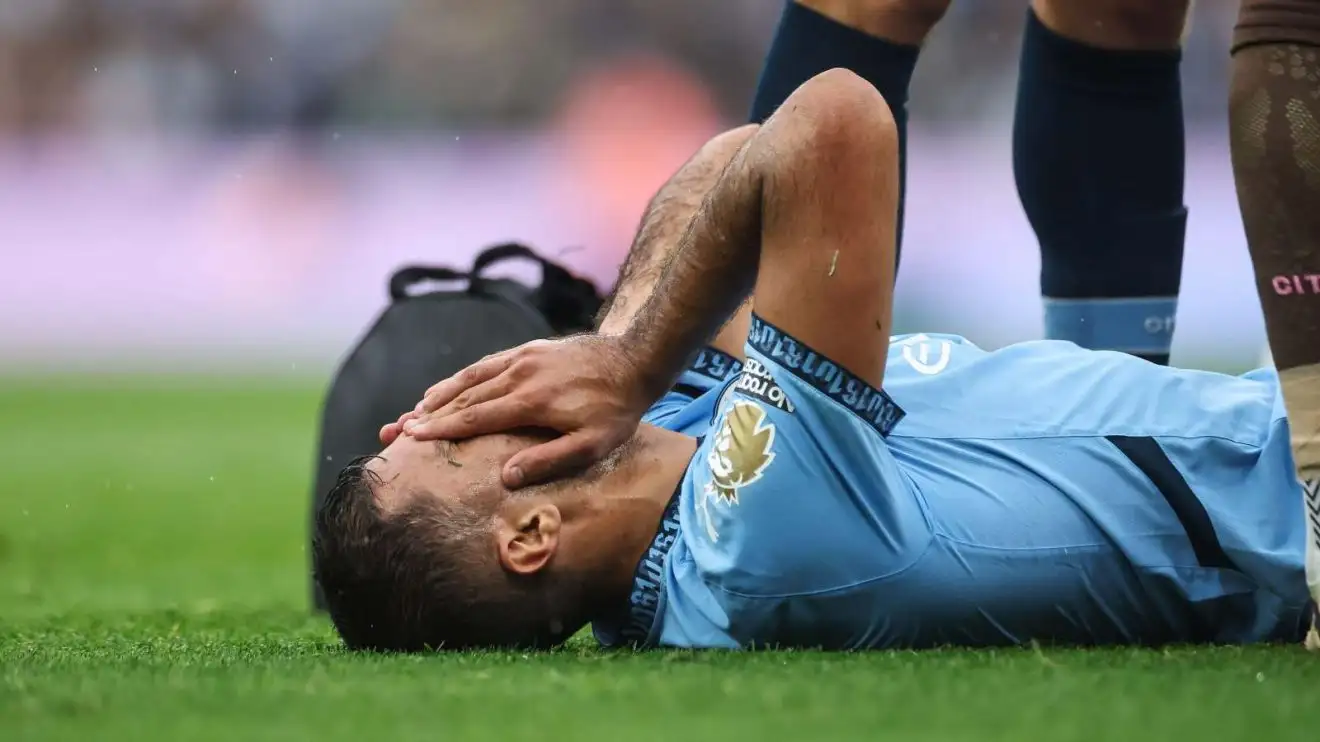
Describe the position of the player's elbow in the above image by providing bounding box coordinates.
[701,124,760,159]
[782,68,898,170]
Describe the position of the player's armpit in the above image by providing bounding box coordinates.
[750,69,899,389]
[709,300,752,362]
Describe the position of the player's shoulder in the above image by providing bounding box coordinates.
[681,389,929,597]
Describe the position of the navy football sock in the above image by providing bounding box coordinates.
[1013,9,1187,365]
[750,2,920,264]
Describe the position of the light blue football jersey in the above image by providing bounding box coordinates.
[594,315,1312,650]
[642,347,741,433]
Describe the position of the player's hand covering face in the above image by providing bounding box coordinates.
[381,335,657,489]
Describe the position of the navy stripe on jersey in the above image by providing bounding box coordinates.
[687,347,744,385]
[668,347,744,401]
[1107,435,1238,571]
[746,313,905,437]
[613,476,687,647]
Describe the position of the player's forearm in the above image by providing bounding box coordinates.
[595,187,708,336]
[597,126,758,336]
[618,145,763,397]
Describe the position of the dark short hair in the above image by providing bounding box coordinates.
[311,456,581,651]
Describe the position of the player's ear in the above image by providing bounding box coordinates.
[495,500,562,575]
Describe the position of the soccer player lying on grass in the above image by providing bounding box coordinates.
[314,70,1318,653]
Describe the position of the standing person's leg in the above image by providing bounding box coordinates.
[1228,0,1320,647]
[749,0,952,265]
[1014,0,1191,365]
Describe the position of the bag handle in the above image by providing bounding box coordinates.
[387,265,469,301]
[473,244,604,334]
[387,243,597,308]
[389,243,549,300]
[472,242,596,302]
[470,242,560,281]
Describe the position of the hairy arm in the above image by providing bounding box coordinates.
[391,127,755,449]
[622,68,897,393]
[616,150,763,398]
[593,160,715,336]
[596,127,758,359]
[401,71,896,488]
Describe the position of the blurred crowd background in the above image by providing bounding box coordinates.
[0,1,1262,372]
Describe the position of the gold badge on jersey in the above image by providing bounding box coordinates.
[706,400,777,507]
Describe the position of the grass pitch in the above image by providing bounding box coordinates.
[1,376,1318,742]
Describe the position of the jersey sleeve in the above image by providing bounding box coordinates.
[681,315,930,600]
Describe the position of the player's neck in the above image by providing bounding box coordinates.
[565,426,698,613]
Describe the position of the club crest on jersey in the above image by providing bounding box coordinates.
[706,400,777,507]
[895,334,952,376]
